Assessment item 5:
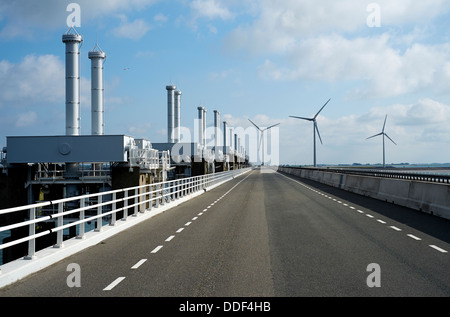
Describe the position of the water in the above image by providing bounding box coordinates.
[391,164,450,176]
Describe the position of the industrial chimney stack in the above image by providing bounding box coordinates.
[174,89,182,143]
[198,106,205,146]
[166,85,176,143]
[214,110,220,147]
[88,43,106,135]
[62,27,83,136]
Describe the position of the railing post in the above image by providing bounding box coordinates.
[149,186,153,211]
[55,202,64,248]
[96,195,103,232]
[25,207,36,259]
[161,183,165,206]
[77,197,85,239]
[155,184,160,208]
[123,190,128,220]
[111,192,117,226]
[134,188,138,216]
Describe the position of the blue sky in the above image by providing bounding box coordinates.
[1,0,450,165]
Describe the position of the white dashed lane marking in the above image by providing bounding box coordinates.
[279,172,448,255]
[429,245,448,253]
[102,171,255,292]
[407,234,421,241]
[103,277,126,291]
[151,246,163,253]
[131,259,147,269]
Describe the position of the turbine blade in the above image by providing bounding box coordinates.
[290,115,313,121]
[382,115,387,132]
[264,123,280,131]
[315,123,323,144]
[366,132,382,140]
[248,119,262,131]
[314,98,331,119]
[384,133,397,145]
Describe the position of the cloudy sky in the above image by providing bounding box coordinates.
[1,0,450,165]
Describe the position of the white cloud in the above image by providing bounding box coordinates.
[113,16,151,40]
[223,0,450,99]
[225,0,449,52]
[0,0,160,38]
[15,111,37,127]
[224,97,450,165]
[257,34,450,98]
[0,54,64,107]
[154,13,168,23]
[190,0,235,21]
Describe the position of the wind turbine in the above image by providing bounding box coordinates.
[366,114,397,168]
[289,98,331,167]
[248,119,280,166]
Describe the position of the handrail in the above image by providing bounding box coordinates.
[0,167,252,264]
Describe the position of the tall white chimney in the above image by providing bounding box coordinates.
[198,106,204,146]
[88,43,106,135]
[223,121,228,150]
[62,27,83,136]
[229,127,233,152]
[166,85,176,143]
[214,110,220,147]
[174,90,182,143]
[203,108,207,147]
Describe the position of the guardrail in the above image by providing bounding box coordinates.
[0,167,252,265]
[282,166,450,184]
[278,166,450,221]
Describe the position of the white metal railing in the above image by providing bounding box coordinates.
[0,167,251,264]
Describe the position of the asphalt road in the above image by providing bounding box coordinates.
[0,167,449,298]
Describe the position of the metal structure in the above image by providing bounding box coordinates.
[214,110,220,147]
[366,115,397,168]
[0,168,252,269]
[248,119,280,166]
[290,98,331,167]
[62,27,83,136]
[88,43,106,135]
[197,106,205,146]
[166,85,176,143]
[174,90,182,143]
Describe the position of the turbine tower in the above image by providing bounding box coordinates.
[366,114,397,168]
[290,98,331,167]
[248,119,280,166]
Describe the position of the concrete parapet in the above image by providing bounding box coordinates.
[278,167,450,220]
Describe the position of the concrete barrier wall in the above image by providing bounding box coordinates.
[278,167,450,221]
